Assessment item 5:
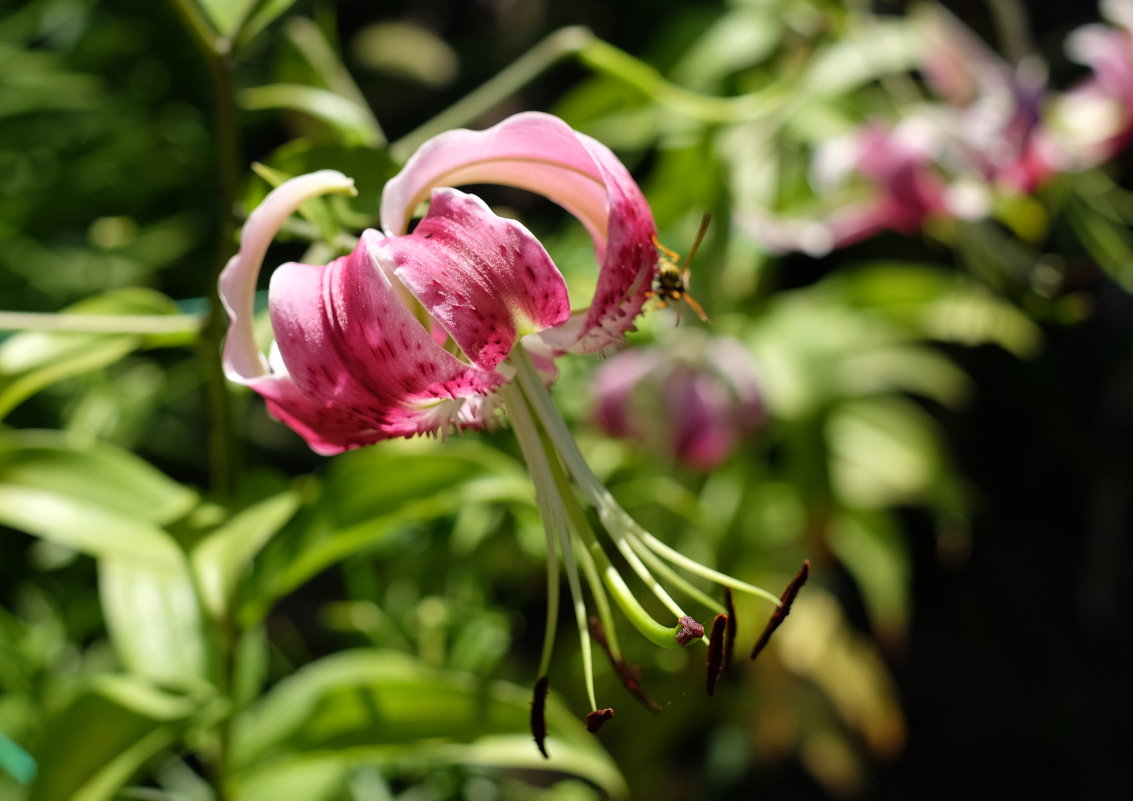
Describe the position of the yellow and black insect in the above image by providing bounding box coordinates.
[651,213,711,323]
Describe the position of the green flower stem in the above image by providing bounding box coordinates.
[500,381,595,707]
[513,350,692,623]
[599,559,685,649]
[637,532,783,608]
[546,441,680,653]
[572,530,622,658]
[506,362,683,651]
[0,312,204,335]
[626,535,724,616]
[543,442,624,659]
[500,380,561,675]
[514,347,783,609]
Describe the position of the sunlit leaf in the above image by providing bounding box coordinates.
[239,84,383,147]
[229,650,627,799]
[827,511,910,638]
[775,589,905,759]
[99,553,212,688]
[0,433,196,567]
[27,675,196,801]
[248,139,397,231]
[827,397,942,508]
[669,6,783,89]
[244,441,532,621]
[350,21,458,89]
[0,430,197,529]
[286,17,387,143]
[0,288,197,419]
[192,491,301,620]
[237,0,300,48]
[192,0,256,39]
[801,19,920,97]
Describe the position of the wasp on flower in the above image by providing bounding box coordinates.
[220,112,807,757]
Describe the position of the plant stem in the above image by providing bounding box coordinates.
[198,42,241,505]
[390,26,595,162]
[0,312,203,335]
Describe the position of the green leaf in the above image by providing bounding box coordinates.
[192,491,301,620]
[0,430,197,531]
[0,431,197,572]
[827,397,942,509]
[827,511,910,637]
[237,0,300,48]
[228,650,626,800]
[27,675,195,801]
[239,84,383,147]
[669,6,783,89]
[249,139,397,230]
[245,441,532,620]
[801,18,920,97]
[192,0,257,39]
[0,288,194,419]
[823,263,1042,356]
[98,553,212,688]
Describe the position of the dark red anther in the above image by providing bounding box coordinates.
[531,675,549,758]
[586,707,615,733]
[750,560,810,662]
[723,586,737,670]
[706,614,727,696]
[676,615,704,646]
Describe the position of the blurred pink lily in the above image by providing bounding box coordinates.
[593,332,766,472]
[1041,0,1133,172]
[743,121,982,256]
[220,112,657,454]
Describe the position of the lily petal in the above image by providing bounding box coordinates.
[219,169,357,385]
[264,229,506,453]
[373,188,571,371]
[381,111,657,354]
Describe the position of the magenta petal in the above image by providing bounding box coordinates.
[373,188,570,371]
[381,112,658,354]
[261,230,506,451]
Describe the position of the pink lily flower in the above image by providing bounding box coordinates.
[220,112,805,748]
[219,112,658,454]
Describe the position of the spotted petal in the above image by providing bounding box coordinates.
[374,188,571,371]
[220,169,356,385]
[381,111,658,354]
[264,229,507,453]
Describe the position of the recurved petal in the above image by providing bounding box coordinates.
[373,188,570,371]
[261,230,506,452]
[380,112,658,354]
[219,170,357,385]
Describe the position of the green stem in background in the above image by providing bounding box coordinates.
[166,5,249,799]
[168,0,243,504]
[390,26,785,162]
[391,26,593,162]
[199,42,241,505]
[0,313,204,335]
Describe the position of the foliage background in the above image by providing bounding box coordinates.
[1,0,1131,800]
